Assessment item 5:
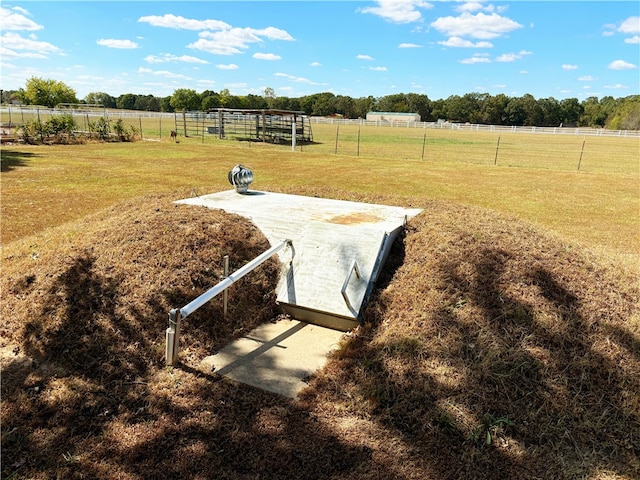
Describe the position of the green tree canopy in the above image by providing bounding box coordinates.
[170,88,200,111]
[23,77,78,107]
[84,92,116,108]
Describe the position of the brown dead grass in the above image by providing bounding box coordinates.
[2,193,639,479]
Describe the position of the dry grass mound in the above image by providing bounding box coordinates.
[2,195,638,480]
[306,201,640,479]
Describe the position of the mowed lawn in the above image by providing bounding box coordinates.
[1,127,638,268]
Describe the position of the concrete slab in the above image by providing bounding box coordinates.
[177,190,422,330]
[199,318,345,398]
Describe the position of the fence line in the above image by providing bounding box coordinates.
[309,117,640,138]
[2,106,639,138]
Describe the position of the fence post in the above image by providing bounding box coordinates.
[421,130,427,160]
[577,136,586,171]
[183,111,187,137]
[357,124,361,157]
[139,117,143,140]
[334,125,339,154]
[494,135,501,165]
[165,309,182,366]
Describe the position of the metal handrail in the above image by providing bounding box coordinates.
[340,259,361,313]
[166,239,292,365]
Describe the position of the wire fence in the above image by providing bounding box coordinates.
[1,106,638,175]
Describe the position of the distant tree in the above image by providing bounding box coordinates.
[245,94,267,109]
[505,96,527,125]
[352,96,375,118]
[480,94,510,125]
[608,95,640,130]
[428,98,447,121]
[264,87,276,108]
[335,95,356,118]
[505,94,541,126]
[134,95,161,111]
[23,77,78,107]
[223,94,246,109]
[270,96,287,110]
[446,94,482,123]
[170,88,200,111]
[580,96,605,127]
[537,97,562,126]
[116,94,137,110]
[299,93,319,115]
[311,92,336,116]
[406,93,431,121]
[559,97,583,126]
[201,92,221,110]
[160,96,174,113]
[376,93,411,113]
[84,92,116,108]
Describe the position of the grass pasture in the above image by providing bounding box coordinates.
[1,125,639,479]
[1,128,638,264]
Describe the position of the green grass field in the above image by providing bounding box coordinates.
[1,122,638,268]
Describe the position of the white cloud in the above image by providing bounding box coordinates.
[460,53,491,64]
[562,64,578,71]
[456,1,507,13]
[625,35,640,44]
[438,36,493,48]
[495,50,531,62]
[310,61,321,67]
[608,59,637,70]
[356,54,374,60]
[0,45,47,59]
[137,67,191,80]
[139,14,294,56]
[188,27,293,55]
[253,52,281,60]
[138,14,230,31]
[216,63,239,70]
[274,72,323,85]
[144,53,208,64]
[0,6,43,31]
[431,11,522,39]
[618,16,640,34]
[1,32,59,56]
[398,43,422,48]
[604,83,628,89]
[578,75,594,81]
[359,0,434,24]
[97,39,138,49]
[370,66,388,71]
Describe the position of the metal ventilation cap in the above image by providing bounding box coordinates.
[228,164,253,194]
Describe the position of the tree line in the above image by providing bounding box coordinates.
[3,76,639,130]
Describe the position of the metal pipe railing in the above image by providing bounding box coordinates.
[166,239,292,365]
[341,259,361,314]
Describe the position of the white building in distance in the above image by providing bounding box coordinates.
[366,111,421,122]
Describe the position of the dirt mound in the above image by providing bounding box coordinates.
[305,200,640,479]
[2,196,638,480]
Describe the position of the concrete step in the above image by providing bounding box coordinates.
[199,318,346,398]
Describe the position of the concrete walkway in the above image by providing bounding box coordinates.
[199,318,345,398]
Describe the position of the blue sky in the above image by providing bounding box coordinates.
[1,1,639,101]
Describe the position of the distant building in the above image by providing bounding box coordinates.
[366,111,421,122]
